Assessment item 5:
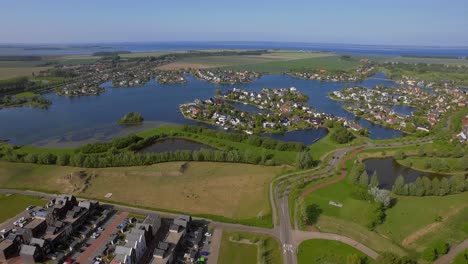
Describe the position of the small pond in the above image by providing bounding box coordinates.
[363,157,447,189]
[138,138,216,154]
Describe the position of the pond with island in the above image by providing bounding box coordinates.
[0,73,406,148]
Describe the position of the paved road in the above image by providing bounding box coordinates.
[207,228,223,264]
[76,211,128,264]
[434,238,468,264]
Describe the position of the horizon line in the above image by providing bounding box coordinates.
[1,40,468,49]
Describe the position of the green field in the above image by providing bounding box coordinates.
[297,239,374,264]
[0,193,46,223]
[14,91,39,98]
[224,55,363,73]
[384,56,468,66]
[0,161,283,226]
[376,193,468,251]
[158,51,340,71]
[218,230,282,264]
[302,175,468,253]
[453,249,468,264]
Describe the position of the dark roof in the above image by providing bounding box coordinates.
[30,238,45,247]
[20,245,36,256]
[169,224,180,232]
[158,241,169,250]
[154,248,165,257]
[0,240,14,250]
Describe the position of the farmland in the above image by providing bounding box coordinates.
[0,161,284,225]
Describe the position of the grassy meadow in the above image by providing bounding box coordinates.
[0,161,283,226]
[0,193,46,223]
[297,239,374,264]
[218,230,282,264]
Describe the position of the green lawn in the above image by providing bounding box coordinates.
[14,91,39,99]
[376,193,468,250]
[307,132,338,160]
[297,239,374,264]
[0,193,45,223]
[453,249,468,264]
[224,55,363,73]
[218,230,282,264]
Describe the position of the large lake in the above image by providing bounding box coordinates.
[0,73,409,148]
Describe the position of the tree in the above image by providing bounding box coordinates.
[392,175,405,194]
[330,126,355,144]
[458,155,468,171]
[432,178,441,196]
[394,150,406,160]
[349,163,364,185]
[369,187,392,208]
[452,175,466,193]
[422,176,432,195]
[439,177,450,196]
[370,171,379,188]
[421,247,437,261]
[377,252,416,264]
[57,153,70,166]
[414,177,425,196]
[23,153,38,163]
[346,254,365,264]
[359,170,369,188]
[297,197,307,225]
[215,89,221,96]
[296,151,313,169]
[433,240,449,256]
[452,144,464,158]
[417,145,426,157]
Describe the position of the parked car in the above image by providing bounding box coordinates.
[204,232,212,237]
[25,206,35,211]
[201,251,209,256]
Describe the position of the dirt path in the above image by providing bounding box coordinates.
[402,205,467,247]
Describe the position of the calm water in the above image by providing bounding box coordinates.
[0,73,405,147]
[2,42,468,56]
[138,138,215,154]
[363,157,446,189]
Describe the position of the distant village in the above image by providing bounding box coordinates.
[180,87,363,134]
[330,85,467,134]
[193,69,261,84]
[289,61,375,82]
[0,193,211,264]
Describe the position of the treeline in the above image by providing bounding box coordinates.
[78,126,305,154]
[180,125,305,151]
[93,51,131,56]
[0,147,278,168]
[381,62,468,74]
[154,50,269,61]
[400,55,459,59]
[392,174,467,196]
[0,77,35,94]
[0,55,43,61]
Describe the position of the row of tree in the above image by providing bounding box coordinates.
[392,174,467,196]
[1,148,279,168]
[181,125,305,151]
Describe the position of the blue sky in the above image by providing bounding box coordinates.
[1,0,467,46]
